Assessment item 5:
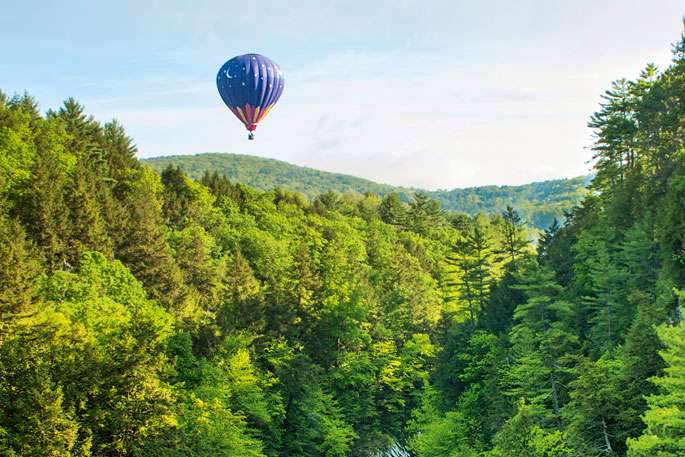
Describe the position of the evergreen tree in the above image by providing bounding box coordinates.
[446,221,495,324]
[627,300,685,456]
[19,145,71,270]
[116,167,187,310]
[67,159,112,263]
[102,120,139,195]
[407,193,443,235]
[201,170,234,203]
[217,248,262,334]
[379,193,407,227]
[489,400,573,457]
[503,266,578,429]
[537,217,561,265]
[0,211,41,326]
[564,353,625,456]
[587,78,638,200]
[479,260,530,336]
[498,206,530,264]
[161,165,198,228]
[172,224,224,312]
[278,356,356,457]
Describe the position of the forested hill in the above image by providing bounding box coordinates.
[143,153,589,229]
[143,153,400,199]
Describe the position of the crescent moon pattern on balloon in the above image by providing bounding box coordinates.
[216,53,284,138]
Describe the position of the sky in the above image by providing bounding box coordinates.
[1,1,683,190]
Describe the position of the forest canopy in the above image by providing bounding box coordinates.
[144,153,589,231]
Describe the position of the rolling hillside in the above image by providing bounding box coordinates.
[143,153,589,229]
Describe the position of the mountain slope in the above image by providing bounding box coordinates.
[144,153,401,199]
[143,153,589,229]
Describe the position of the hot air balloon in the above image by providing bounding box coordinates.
[216,53,284,140]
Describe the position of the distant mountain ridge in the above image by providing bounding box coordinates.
[143,153,589,230]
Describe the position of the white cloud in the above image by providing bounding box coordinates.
[58,1,685,189]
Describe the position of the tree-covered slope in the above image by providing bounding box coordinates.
[429,176,590,229]
[144,153,401,200]
[143,153,589,229]
[0,91,536,457]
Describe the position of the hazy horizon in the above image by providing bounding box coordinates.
[2,1,683,189]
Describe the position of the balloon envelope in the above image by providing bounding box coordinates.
[216,54,284,137]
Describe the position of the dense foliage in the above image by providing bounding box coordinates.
[1,25,684,457]
[408,27,685,457]
[0,91,530,456]
[144,153,588,230]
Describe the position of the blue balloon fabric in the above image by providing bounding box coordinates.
[216,54,284,139]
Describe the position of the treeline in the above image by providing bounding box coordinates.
[144,153,400,201]
[1,26,684,457]
[144,153,588,231]
[428,176,589,231]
